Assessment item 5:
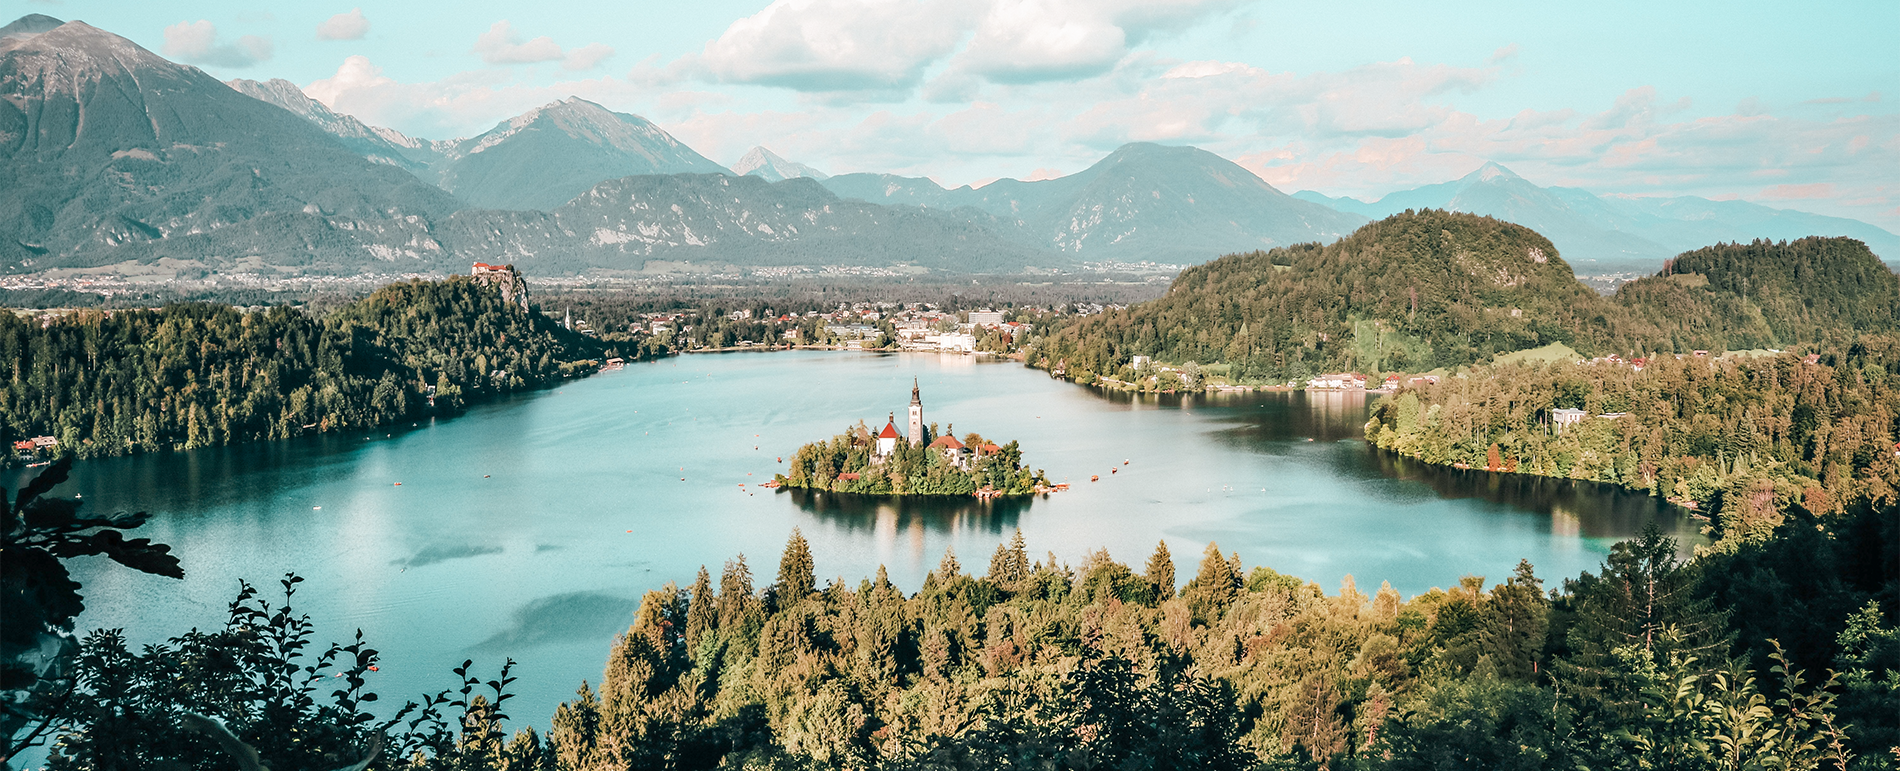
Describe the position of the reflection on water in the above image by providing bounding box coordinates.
[787,487,1028,533]
[28,351,1701,743]
[786,487,1027,566]
[1364,450,1699,551]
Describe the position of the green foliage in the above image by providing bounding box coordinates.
[43,575,547,771]
[1030,210,1630,383]
[1616,237,1900,353]
[1365,347,1900,550]
[777,425,1050,497]
[1,457,182,757]
[1028,212,1895,387]
[0,277,602,458]
[35,514,1900,769]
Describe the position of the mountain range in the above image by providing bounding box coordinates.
[4,13,1895,281]
[0,15,458,273]
[1294,163,1900,274]
[819,143,1367,263]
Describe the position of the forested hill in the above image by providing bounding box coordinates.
[1030,212,1900,385]
[1614,237,1900,352]
[0,277,601,458]
[1028,209,1637,383]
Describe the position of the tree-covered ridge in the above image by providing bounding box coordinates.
[519,517,1893,769]
[1026,211,1898,386]
[20,483,1898,769]
[778,424,1049,496]
[1364,340,1900,550]
[1027,210,1638,384]
[1614,237,1900,353]
[0,276,602,458]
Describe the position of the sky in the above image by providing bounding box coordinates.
[9,0,1900,229]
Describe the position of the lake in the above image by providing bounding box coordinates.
[31,350,1696,732]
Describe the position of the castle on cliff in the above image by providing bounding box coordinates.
[470,262,530,313]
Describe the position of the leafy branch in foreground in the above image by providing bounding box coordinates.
[1,457,182,759]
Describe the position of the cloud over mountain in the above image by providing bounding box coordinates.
[690,0,1240,93]
[471,20,613,70]
[161,19,271,68]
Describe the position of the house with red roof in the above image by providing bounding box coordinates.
[927,433,967,468]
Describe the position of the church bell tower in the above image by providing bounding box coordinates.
[908,378,924,444]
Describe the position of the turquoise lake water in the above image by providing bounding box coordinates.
[31,350,1695,733]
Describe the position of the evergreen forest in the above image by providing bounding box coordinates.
[9,477,1896,770]
[0,277,605,458]
[1365,337,1900,552]
[1027,210,1897,385]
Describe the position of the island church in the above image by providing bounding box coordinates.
[875,379,927,456]
[874,380,994,470]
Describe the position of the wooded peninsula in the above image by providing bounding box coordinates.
[0,270,611,458]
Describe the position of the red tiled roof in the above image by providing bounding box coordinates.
[979,444,1000,453]
[878,422,900,439]
[928,435,965,450]
[838,473,861,481]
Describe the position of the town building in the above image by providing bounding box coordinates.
[1552,407,1588,433]
[928,433,968,469]
[969,310,1005,326]
[1307,373,1367,390]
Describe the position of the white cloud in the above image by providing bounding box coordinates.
[470,20,615,71]
[316,8,369,41]
[696,0,970,91]
[953,0,1237,84]
[563,43,615,71]
[473,20,565,64]
[302,55,663,141]
[162,20,272,68]
[292,29,1899,231]
[692,0,1238,94]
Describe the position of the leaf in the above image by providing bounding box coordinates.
[1,548,85,635]
[22,498,83,532]
[11,457,73,516]
[83,530,185,579]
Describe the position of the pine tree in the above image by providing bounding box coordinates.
[717,555,754,631]
[932,547,961,582]
[1145,540,1176,601]
[776,529,815,601]
[548,683,601,771]
[872,564,899,601]
[1481,560,1549,679]
[987,529,1031,589]
[1182,543,1240,624]
[685,565,716,651]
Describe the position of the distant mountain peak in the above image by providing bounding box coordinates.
[227,76,432,165]
[1,13,64,45]
[733,146,828,182]
[463,96,680,158]
[1468,161,1524,184]
[436,97,730,210]
[4,19,202,96]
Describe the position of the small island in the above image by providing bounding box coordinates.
[773,380,1053,497]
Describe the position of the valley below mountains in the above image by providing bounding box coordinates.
[3,13,1895,283]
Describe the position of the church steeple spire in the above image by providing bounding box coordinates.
[907,378,924,444]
